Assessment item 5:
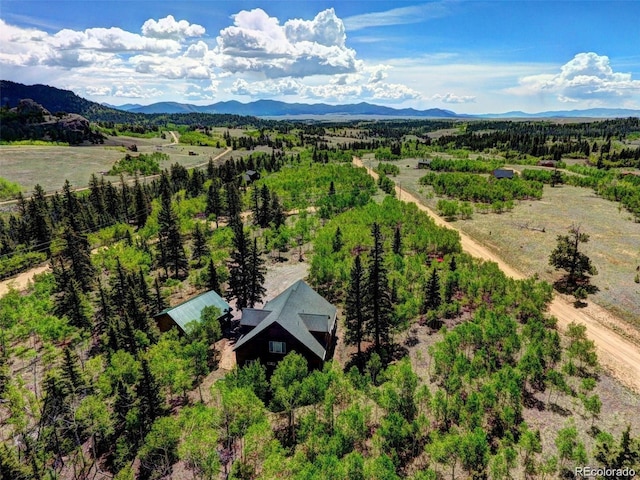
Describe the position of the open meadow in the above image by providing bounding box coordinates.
[0,134,228,194]
[363,155,640,334]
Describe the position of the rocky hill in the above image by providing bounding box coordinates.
[0,98,104,144]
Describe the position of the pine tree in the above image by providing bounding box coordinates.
[27,184,52,254]
[549,225,598,293]
[392,224,402,255]
[248,237,266,308]
[364,223,393,353]
[422,268,441,313]
[270,192,286,228]
[205,182,222,227]
[207,259,220,293]
[191,223,209,267]
[136,358,164,430]
[227,223,251,310]
[157,190,189,278]
[55,277,92,329]
[259,184,272,227]
[134,177,151,227]
[60,220,96,292]
[332,226,343,253]
[251,185,261,226]
[328,180,336,196]
[225,182,242,227]
[154,277,167,313]
[61,346,86,394]
[345,255,366,358]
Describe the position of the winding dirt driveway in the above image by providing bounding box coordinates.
[354,157,640,393]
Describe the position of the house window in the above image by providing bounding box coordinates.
[269,341,286,354]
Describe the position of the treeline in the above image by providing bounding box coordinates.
[0,150,290,279]
[464,117,640,140]
[423,157,504,173]
[419,172,544,204]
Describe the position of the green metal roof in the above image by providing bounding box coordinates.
[155,290,231,333]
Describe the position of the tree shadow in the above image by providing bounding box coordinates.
[548,402,572,417]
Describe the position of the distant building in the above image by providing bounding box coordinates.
[492,168,515,179]
[243,170,261,183]
[417,159,432,169]
[234,280,337,371]
[154,290,232,334]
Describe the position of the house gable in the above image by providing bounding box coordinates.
[233,281,337,367]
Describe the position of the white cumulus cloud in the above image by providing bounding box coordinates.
[214,8,360,78]
[141,15,205,39]
[511,52,640,102]
[431,92,476,104]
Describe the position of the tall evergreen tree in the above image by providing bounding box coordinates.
[61,346,86,394]
[26,184,52,254]
[248,237,266,308]
[392,224,402,255]
[60,220,96,292]
[225,182,242,227]
[422,268,442,313]
[259,184,272,227]
[345,255,366,358]
[206,259,220,293]
[251,185,261,226]
[227,223,251,310]
[364,223,393,353]
[157,189,189,278]
[332,226,343,253]
[134,177,151,227]
[55,277,92,329]
[270,192,286,229]
[136,358,164,430]
[191,223,209,267]
[154,277,167,313]
[205,181,222,227]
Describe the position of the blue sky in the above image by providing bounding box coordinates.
[2,0,640,113]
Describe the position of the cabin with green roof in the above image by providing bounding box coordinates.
[154,290,232,334]
[233,280,337,371]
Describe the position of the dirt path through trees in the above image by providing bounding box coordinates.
[354,157,640,393]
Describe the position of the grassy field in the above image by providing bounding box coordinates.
[364,155,640,330]
[0,135,228,194]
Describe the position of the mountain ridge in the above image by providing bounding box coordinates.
[3,80,640,119]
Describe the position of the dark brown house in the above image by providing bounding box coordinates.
[233,280,337,371]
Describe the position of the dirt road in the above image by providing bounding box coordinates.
[354,157,640,393]
[0,265,50,297]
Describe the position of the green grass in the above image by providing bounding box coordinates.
[0,176,22,199]
[0,137,229,193]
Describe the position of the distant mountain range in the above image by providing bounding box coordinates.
[483,108,640,119]
[102,99,465,118]
[3,80,640,120]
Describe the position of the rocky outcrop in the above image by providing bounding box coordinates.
[1,98,102,144]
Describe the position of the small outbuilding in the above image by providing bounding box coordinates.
[243,170,261,183]
[417,159,432,169]
[154,290,232,334]
[233,280,337,371]
[492,168,515,179]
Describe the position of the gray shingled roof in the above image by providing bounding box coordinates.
[155,290,231,333]
[233,280,337,360]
